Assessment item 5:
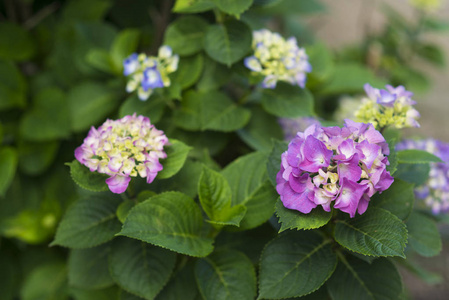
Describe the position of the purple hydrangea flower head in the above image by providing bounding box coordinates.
[355,83,420,129]
[396,138,449,214]
[123,46,179,101]
[244,29,311,89]
[74,113,169,194]
[276,119,394,217]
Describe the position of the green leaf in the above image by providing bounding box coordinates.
[67,160,109,192]
[20,88,71,141]
[204,20,252,66]
[258,230,337,299]
[275,199,332,232]
[305,42,334,81]
[172,54,204,89]
[415,44,445,67]
[164,16,208,56]
[20,262,68,300]
[152,159,203,199]
[406,211,442,257]
[397,149,442,164]
[371,178,414,220]
[68,243,114,289]
[195,250,256,300]
[334,207,408,258]
[326,256,403,300]
[222,152,277,230]
[394,163,430,185]
[198,166,246,227]
[70,286,119,300]
[68,82,120,132]
[254,0,326,15]
[196,56,232,92]
[212,0,253,17]
[51,195,122,249]
[109,237,176,300]
[158,139,191,179]
[116,199,135,224]
[266,139,288,186]
[0,60,26,110]
[0,147,18,197]
[155,263,200,300]
[261,83,315,118]
[0,22,35,61]
[111,29,141,72]
[237,106,284,152]
[320,63,387,95]
[86,49,115,74]
[119,94,166,124]
[18,141,60,176]
[62,0,112,21]
[172,0,216,13]
[119,192,214,257]
[174,90,250,132]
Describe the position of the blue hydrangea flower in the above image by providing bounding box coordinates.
[123,46,179,101]
[244,29,311,89]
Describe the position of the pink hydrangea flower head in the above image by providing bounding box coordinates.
[276,119,394,217]
[74,113,169,194]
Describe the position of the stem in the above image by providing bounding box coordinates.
[213,8,225,23]
[23,2,60,30]
[149,0,173,54]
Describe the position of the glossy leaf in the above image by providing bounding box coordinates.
[275,199,332,232]
[18,141,60,176]
[119,192,214,257]
[68,243,114,289]
[204,20,252,66]
[20,88,71,141]
[334,208,407,258]
[212,0,253,17]
[111,29,141,72]
[67,160,109,192]
[237,106,284,152]
[0,22,35,61]
[109,238,176,300]
[0,60,26,110]
[155,264,200,300]
[0,147,18,197]
[195,250,256,300]
[266,139,288,186]
[198,166,246,226]
[20,262,68,300]
[164,16,208,56]
[261,83,315,118]
[158,139,191,179]
[51,196,122,249]
[326,256,403,300]
[397,149,442,164]
[119,94,166,124]
[259,230,337,299]
[174,90,250,132]
[172,54,204,89]
[222,152,277,230]
[394,163,430,185]
[68,82,120,132]
[406,211,442,257]
[371,178,414,220]
[196,56,232,91]
[172,0,215,13]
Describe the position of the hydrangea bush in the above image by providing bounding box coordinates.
[0,0,447,299]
